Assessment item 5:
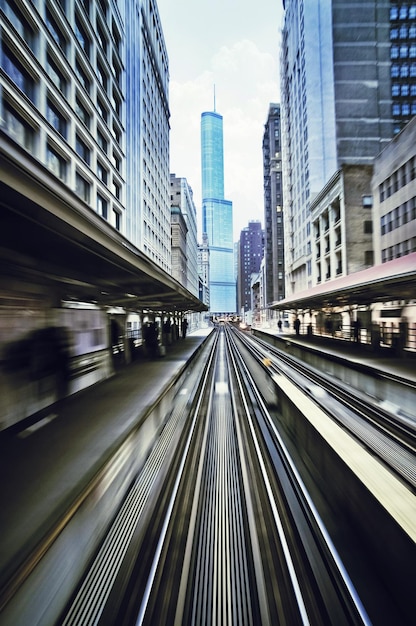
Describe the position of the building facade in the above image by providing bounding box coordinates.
[125,0,171,272]
[169,174,199,297]
[1,0,171,273]
[201,110,236,313]
[197,232,210,308]
[372,114,416,264]
[311,165,375,287]
[262,103,285,309]
[390,2,416,134]
[170,205,188,285]
[280,0,393,296]
[1,0,126,235]
[237,221,264,318]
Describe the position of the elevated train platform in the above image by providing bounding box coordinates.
[0,329,212,620]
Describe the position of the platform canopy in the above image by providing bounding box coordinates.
[270,253,416,311]
[1,135,207,313]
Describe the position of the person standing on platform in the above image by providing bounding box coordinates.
[294,317,301,335]
[182,318,188,339]
[277,319,282,332]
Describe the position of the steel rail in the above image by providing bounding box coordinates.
[225,325,372,626]
[235,327,416,490]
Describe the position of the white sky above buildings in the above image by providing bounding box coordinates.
[157,0,284,241]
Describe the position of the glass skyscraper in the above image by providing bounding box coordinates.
[201,111,236,313]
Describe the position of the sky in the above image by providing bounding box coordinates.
[157,0,284,241]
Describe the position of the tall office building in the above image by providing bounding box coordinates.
[280,0,393,296]
[1,0,126,236]
[238,221,264,316]
[389,2,416,135]
[125,0,171,272]
[201,110,236,313]
[263,104,285,310]
[1,0,171,274]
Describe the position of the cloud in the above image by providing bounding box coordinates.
[168,39,279,240]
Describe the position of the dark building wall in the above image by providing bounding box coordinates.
[238,221,264,313]
[263,104,285,306]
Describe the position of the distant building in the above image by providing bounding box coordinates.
[238,221,264,319]
[201,110,236,313]
[170,175,199,297]
[197,233,210,308]
[263,104,285,311]
[170,205,188,286]
[280,1,393,296]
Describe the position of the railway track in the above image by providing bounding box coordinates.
[233,326,416,492]
[61,325,372,625]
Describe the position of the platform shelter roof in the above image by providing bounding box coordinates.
[270,253,416,312]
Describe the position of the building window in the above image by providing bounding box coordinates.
[75,97,90,127]
[46,144,66,180]
[2,1,35,50]
[47,98,67,138]
[98,0,108,16]
[112,54,122,86]
[2,45,35,101]
[400,44,409,58]
[391,45,399,59]
[75,17,90,56]
[113,208,121,231]
[97,61,107,91]
[97,129,108,152]
[12,8,35,48]
[75,172,90,202]
[113,180,120,199]
[75,59,90,92]
[3,102,34,150]
[96,23,107,53]
[97,97,108,122]
[112,150,120,171]
[362,195,373,208]
[75,134,90,164]
[402,103,410,116]
[392,83,400,96]
[112,88,121,116]
[46,9,66,52]
[364,221,373,234]
[97,161,108,184]
[391,63,400,77]
[364,250,373,266]
[400,25,408,38]
[112,121,121,143]
[47,53,66,94]
[400,63,409,77]
[112,20,121,53]
[97,193,108,219]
